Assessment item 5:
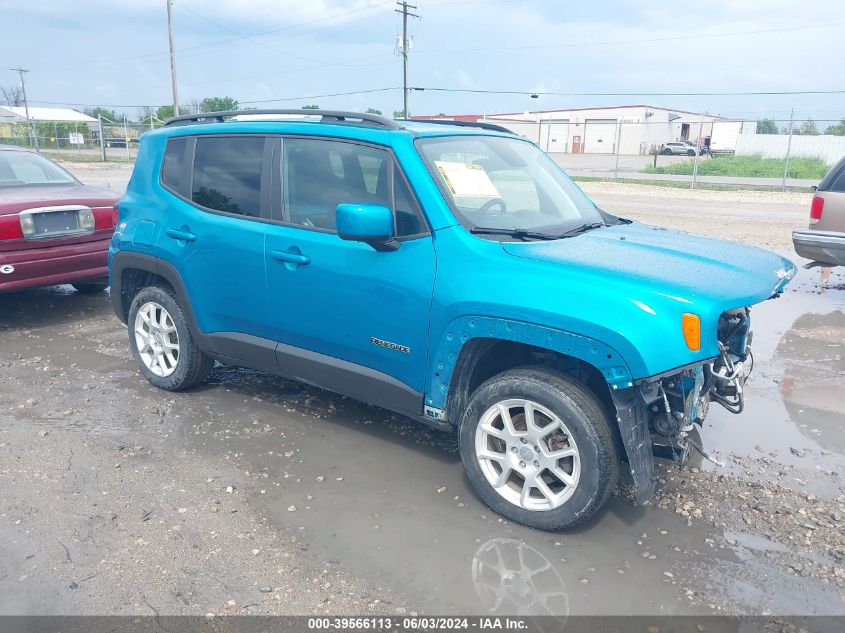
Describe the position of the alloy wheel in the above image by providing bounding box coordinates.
[134,301,180,377]
[475,399,581,511]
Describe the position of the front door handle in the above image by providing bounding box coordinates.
[271,249,310,266]
[166,228,197,242]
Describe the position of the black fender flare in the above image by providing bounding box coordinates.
[110,251,201,338]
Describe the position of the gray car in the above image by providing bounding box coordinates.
[661,141,704,156]
[793,155,845,267]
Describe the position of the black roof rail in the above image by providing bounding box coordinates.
[399,119,514,134]
[162,109,402,129]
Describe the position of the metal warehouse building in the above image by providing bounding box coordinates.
[413,105,755,155]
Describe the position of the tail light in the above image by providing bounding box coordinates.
[0,216,24,241]
[809,196,824,224]
[112,203,120,227]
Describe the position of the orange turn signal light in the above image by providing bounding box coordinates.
[682,313,701,351]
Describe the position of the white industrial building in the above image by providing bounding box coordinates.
[0,106,97,125]
[414,105,755,155]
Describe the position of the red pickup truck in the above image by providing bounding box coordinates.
[0,145,120,293]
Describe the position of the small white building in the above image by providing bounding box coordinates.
[0,106,97,124]
[414,105,755,155]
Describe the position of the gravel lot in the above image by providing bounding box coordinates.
[1,161,842,619]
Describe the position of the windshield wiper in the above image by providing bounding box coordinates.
[557,221,605,237]
[469,226,560,241]
[470,222,605,241]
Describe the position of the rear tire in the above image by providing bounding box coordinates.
[459,368,619,530]
[72,281,108,294]
[127,285,213,391]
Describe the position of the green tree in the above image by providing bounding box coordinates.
[365,107,382,115]
[302,104,320,110]
[156,105,174,121]
[87,107,119,122]
[200,96,239,112]
[824,119,845,136]
[393,109,406,119]
[796,119,819,135]
[756,118,778,134]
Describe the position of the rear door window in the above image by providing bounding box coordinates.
[191,136,265,217]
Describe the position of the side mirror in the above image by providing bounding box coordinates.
[810,185,818,192]
[336,203,398,252]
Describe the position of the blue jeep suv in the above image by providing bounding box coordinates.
[110,110,795,530]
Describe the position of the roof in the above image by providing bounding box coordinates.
[155,110,517,139]
[414,104,731,120]
[0,106,97,123]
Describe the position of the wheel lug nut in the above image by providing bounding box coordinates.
[511,446,518,453]
[520,438,527,444]
[519,461,526,468]
[534,445,540,452]
[533,460,540,468]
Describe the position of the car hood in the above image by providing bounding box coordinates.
[0,183,120,215]
[501,222,795,308]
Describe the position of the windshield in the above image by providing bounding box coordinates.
[417,135,602,235]
[0,150,77,187]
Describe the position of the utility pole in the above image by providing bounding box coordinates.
[11,67,37,151]
[691,110,704,189]
[166,0,180,117]
[395,1,418,119]
[782,107,795,192]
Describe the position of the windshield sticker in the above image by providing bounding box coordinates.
[434,161,500,198]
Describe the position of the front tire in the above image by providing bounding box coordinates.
[127,286,213,391]
[459,368,619,530]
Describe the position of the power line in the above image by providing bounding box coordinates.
[28,87,403,109]
[23,86,845,111]
[411,87,845,97]
[43,0,396,71]
[178,1,342,67]
[411,19,845,54]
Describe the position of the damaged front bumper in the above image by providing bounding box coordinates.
[611,308,754,505]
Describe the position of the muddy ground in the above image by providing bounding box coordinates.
[1,163,843,618]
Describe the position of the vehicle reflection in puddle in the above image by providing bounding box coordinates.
[777,310,845,453]
[472,538,568,618]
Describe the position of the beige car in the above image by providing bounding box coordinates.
[793,155,845,266]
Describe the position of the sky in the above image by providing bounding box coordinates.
[2,0,844,126]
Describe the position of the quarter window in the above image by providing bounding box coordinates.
[191,136,264,217]
[161,137,189,196]
[283,138,426,237]
[829,167,845,193]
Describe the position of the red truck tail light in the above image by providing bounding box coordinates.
[112,203,120,227]
[0,215,24,240]
[809,196,824,224]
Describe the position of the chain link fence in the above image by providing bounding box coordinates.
[0,115,164,162]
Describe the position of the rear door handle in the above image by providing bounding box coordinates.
[166,228,197,242]
[271,249,310,266]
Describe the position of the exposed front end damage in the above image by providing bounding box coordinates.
[612,308,754,504]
